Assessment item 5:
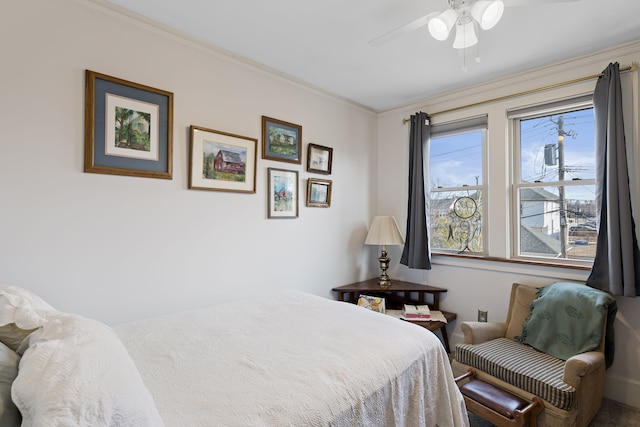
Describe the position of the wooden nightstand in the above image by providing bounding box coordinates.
[332,278,457,353]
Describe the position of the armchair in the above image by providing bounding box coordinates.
[452,282,616,427]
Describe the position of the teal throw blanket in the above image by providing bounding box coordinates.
[517,281,617,368]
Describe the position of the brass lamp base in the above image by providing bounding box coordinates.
[378,277,391,288]
[377,249,392,288]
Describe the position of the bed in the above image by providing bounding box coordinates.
[0,285,469,426]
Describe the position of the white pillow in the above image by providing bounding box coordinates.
[0,285,57,320]
[0,286,58,352]
[12,312,164,427]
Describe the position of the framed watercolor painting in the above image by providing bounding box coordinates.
[306,178,332,208]
[262,116,302,164]
[84,70,173,179]
[307,143,333,175]
[189,125,258,193]
[267,168,298,218]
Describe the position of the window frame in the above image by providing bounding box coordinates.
[509,96,596,267]
[428,115,488,256]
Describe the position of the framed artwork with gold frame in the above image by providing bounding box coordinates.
[84,70,173,179]
[306,178,332,208]
[307,143,333,174]
[262,116,302,164]
[189,125,257,193]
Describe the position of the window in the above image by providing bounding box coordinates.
[429,116,486,254]
[511,97,597,263]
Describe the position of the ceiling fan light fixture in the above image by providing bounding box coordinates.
[471,0,505,30]
[428,8,458,41]
[452,20,478,49]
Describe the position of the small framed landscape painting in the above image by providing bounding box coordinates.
[189,125,257,193]
[306,178,332,208]
[268,168,298,218]
[307,143,333,175]
[84,70,173,179]
[262,116,302,164]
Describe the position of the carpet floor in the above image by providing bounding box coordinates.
[467,398,640,426]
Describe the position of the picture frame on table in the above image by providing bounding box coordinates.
[262,116,302,164]
[188,125,257,193]
[267,168,299,218]
[307,143,333,175]
[357,295,386,313]
[84,70,173,179]
[306,178,332,208]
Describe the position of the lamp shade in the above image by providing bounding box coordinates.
[428,8,458,41]
[452,20,478,49]
[364,216,405,246]
[471,0,504,30]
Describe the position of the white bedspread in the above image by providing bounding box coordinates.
[115,290,468,427]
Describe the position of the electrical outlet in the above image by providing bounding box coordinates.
[478,309,488,322]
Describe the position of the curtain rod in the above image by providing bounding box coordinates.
[402,62,638,124]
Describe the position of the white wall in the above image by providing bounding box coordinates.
[377,42,640,408]
[0,0,378,324]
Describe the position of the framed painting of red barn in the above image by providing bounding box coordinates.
[189,125,258,193]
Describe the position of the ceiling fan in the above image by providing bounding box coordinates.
[369,0,580,49]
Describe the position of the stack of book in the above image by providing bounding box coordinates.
[402,304,431,320]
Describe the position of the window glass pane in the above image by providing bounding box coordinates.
[515,101,597,264]
[430,130,483,188]
[518,185,597,260]
[519,108,595,183]
[430,189,483,252]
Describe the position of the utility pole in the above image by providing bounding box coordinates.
[550,116,575,258]
[557,116,567,258]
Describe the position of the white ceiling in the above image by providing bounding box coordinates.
[102,0,640,112]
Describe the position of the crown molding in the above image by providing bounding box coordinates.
[383,40,640,116]
[81,0,377,115]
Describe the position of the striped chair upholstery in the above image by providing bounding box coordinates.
[456,337,576,410]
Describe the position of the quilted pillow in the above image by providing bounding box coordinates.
[0,286,58,352]
[12,312,164,427]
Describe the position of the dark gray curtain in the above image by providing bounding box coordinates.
[586,62,640,296]
[400,112,431,269]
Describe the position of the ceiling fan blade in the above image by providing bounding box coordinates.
[369,12,439,47]
[506,0,579,6]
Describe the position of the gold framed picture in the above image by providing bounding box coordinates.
[306,178,332,208]
[262,116,302,164]
[307,143,333,174]
[188,125,257,193]
[84,70,173,179]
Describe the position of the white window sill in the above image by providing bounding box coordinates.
[431,253,591,282]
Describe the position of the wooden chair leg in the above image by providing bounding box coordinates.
[529,397,543,427]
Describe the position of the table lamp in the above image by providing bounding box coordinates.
[364,216,405,288]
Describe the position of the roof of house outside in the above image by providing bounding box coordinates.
[520,224,560,256]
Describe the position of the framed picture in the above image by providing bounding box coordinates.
[307,143,333,174]
[262,116,302,164]
[306,178,332,208]
[84,70,173,179]
[357,295,386,313]
[267,168,298,218]
[189,125,257,193]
